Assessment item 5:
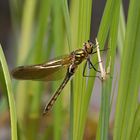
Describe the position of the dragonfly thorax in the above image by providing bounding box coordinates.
[72,49,87,65]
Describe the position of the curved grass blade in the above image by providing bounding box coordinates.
[114,0,140,139]
[0,45,17,140]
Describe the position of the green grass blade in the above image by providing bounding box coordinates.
[0,45,17,140]
[70,0,92,139]
[17,0,37,64]
[15,0,37,123]
[86,0,119,101]
[117,3,125,57]
[13,1,39,140]
[130,105,140,140]
[97,0,117,45]
[95,0,121,139]
[97,1,121,140]
[26,1,52,139]
[33,0,52,62]
[114,0,140,139]
[96,79,111,140]
[51,0,66,140]
[62,0,71,49]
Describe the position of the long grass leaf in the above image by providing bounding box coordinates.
[0,45,17,140]
[114,0,140,139]
[95,0,121,139]
[70,0,92,139]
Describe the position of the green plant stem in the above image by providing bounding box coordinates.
[114,0,140,139]
[0,45,18,140]
[70,0,92,139]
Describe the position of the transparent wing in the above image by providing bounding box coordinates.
[11,55,72,81]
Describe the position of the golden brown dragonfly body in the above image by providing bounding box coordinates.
[11,41,98,115]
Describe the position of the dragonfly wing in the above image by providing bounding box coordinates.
[11,55,72,81]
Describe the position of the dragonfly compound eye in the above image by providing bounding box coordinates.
[84,41,93,54]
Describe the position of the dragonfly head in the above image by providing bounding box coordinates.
[83,40,94,54]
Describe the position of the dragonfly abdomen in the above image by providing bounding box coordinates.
[43,67,74,115]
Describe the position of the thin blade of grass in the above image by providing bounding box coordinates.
[15,0,37,121]
[33,0,52,63]
[96,79,111,140]
[114,0,140,139]
[130,104,140,140]
[62,0,71,50]
[86,0,118,102]
[52,0,66,139]
[13,1,39,140]
[70,0,92,139]
[0,45,17,140]
[26,1,52,138]
[95,0,121,139]
[117,3,125,57]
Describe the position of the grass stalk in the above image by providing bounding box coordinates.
[52,0,66,140]
[0,45,18,140]
[96,0,121,139]
[70,0,92,139]
[114,0,140,139]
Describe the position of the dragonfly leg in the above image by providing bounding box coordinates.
[83,64,101,80]
[83,59,102,78]
[92,47,109,55]
[87,59,101,72]
[89,60,102,69]
[82,61,87,77]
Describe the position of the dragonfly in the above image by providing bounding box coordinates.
[11,40,100,115]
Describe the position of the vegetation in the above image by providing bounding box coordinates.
[0,0,140,140]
